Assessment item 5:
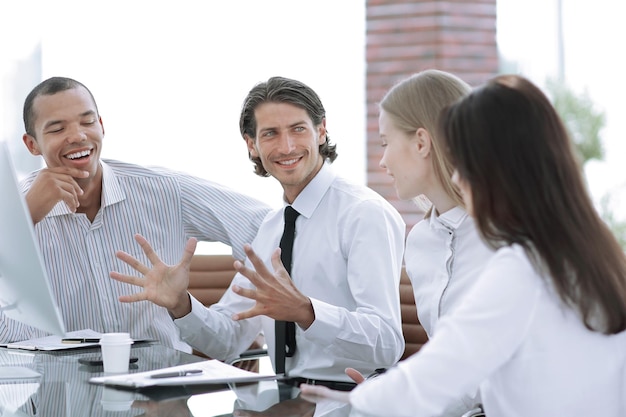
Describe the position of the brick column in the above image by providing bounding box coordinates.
[366,0,498,231]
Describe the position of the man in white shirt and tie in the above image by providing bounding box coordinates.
[112,76,406,389]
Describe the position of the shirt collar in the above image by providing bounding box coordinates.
[100,160,126,207]
[428,205,468,231]
[285,162,335,219]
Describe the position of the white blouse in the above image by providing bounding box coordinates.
[350,244,626,417]
[406,206,494,337]
[404,207,493,415]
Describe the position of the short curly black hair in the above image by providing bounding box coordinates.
[23,76,99,138]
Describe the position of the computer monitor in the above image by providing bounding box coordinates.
[0,140,66,337]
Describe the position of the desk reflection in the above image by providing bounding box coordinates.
[223,382,352,417]
[0,344,354,417]
[1,342,201,417]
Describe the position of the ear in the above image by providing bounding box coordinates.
[317,118,327,145]
[244,134,258,158]
[99,116,105,136]
[23,133,41,156]
[414,127,432,157]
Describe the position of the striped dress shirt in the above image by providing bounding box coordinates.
[0,159,270,351]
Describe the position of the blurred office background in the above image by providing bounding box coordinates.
[1,0,624,253]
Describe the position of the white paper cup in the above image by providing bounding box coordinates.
[99,332,133,374]
[100,386,134,411]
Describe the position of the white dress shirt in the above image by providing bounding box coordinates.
[175,163,406,380]
[404,206,493,415]
[350,244,626,417]
[407,207,494,337]
[0,160,270,351]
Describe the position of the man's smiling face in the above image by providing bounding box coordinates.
[246,102,325,204]
[24,86,104,181]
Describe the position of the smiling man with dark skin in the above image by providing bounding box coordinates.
[0,76,270,350]
[22,85,99,223]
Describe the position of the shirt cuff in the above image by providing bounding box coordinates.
[173,295,209,334]
[303,298,341,344]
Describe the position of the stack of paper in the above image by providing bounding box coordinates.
[0,329,102,351]
[0,329,151,351]
[89,359,279,388]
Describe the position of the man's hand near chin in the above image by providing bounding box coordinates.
[25,166,89,223]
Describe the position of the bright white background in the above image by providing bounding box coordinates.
[0,0,624,414]
[0,0,366,254]
[497,0,626,221]
[1,0,625,238]
[2,1,623,232]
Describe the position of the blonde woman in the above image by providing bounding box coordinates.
[347,70,494,416]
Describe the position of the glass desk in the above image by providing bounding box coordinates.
[0,342,355,417]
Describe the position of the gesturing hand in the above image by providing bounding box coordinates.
[344,368,366,384]
[231,244,315,329]
[110,234,197,318]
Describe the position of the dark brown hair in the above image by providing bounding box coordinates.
[440,74,626,334]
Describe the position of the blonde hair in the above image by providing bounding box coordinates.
[380,69,471,214]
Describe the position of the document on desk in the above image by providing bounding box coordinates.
[0,329,102,351]
[0,329,150,351]
[89,359,280,388]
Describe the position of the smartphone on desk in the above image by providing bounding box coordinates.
[78,356,139,366]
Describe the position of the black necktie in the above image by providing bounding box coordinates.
[275,205,300,375]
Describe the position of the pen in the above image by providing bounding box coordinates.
[61,338,100,344]
[150,369,203,379]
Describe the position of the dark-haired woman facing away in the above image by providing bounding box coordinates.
[301,75,626,417]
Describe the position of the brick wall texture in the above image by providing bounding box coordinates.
[366,0,499,232]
